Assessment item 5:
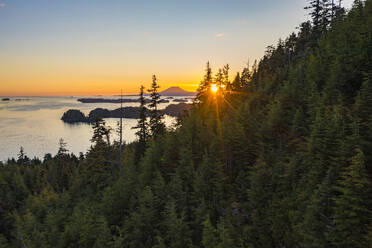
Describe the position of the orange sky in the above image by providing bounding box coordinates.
[0,71,201,96]
[0,56,202,96]
[1,0,341,96]
[0,81,200,96]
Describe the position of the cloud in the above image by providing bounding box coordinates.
[215,33,225,38]
[0,3,6,7]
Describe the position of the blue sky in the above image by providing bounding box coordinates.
[0,0,355,95]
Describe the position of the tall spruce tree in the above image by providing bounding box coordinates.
[17,146,26,164]
[305,0,322,31]
[90,118,111,145]
[332,149,372,247]
[148,75,165,138]
[320,0,332,31]
[57,138,68,156]
[196,62,213,103]
[202,216,219,248]
[305,0,332,37]
[133,85,149,162]
[231,72,241,91]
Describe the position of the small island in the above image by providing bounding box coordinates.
[61,103,192,123]
[61,109,89,123]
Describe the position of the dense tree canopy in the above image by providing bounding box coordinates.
[0,1,371,247]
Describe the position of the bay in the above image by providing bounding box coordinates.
[0,96,185,161]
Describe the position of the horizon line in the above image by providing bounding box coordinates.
[0,86,197,97]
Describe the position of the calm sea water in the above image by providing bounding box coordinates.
[0,96,186,161]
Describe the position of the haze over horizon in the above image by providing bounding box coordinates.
[0,0,354,96]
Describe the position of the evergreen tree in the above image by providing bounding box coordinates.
[121,186,159,247]
[332,149,372,247]
[222,64,231,91]
[305,0,322,32]
[163,201,192,248]
[90,119,111,145]
[57,138,68,156]
[320,0,332,31]
[133,85,149,162]
[196,62,213,103]
[148,75,165,138]
[305,0,332,37]
[231,72,241,91]
[17,146,27,164]
[301,170,335,248]
[217,218,237,248]
[247,159,275,247]
[354,77,372,166]
[202,216,218,248]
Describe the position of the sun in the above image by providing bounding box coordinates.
[211,84,218,93]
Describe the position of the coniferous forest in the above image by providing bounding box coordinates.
[0,1,371,247]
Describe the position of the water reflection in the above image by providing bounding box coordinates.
[0,96,183,161]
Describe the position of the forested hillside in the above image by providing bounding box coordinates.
[1,1,371,247]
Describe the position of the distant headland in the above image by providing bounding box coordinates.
[77,98,170,104]
[61,103,192,123]
[114,86,196,97]
[78,87,195,104]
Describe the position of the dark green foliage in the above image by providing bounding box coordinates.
[17,146,29,164]
[148,75,166,138]
[0,1,371,247]
[133,85,149,162]
[202,216,218,248]
[332,149,372,247]
[196,61,213,103]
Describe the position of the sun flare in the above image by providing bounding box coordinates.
[211,84,218,93]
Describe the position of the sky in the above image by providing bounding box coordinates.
[0,0,355,96]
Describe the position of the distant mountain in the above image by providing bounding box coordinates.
[160,87,196,96]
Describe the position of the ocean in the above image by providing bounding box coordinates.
[0,96,187,161]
